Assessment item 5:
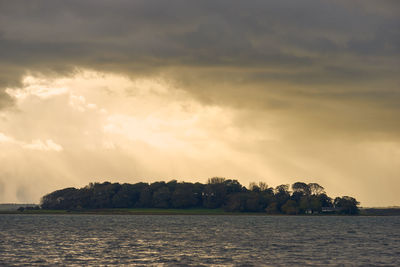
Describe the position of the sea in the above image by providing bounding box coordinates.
[0,214,399,266]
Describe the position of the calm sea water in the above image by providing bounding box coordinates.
[0,215,399,266]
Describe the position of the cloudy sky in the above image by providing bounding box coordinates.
[0,0,399,206]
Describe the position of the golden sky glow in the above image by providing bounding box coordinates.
[0,1,399,206]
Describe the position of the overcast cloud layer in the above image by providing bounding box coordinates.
[0,0,399,206]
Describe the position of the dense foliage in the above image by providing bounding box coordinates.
[40,178,359,214]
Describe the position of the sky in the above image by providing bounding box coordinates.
[0,0,399,207]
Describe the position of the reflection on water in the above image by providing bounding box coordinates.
[0,215,399,266]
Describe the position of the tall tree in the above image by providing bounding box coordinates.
[334,196,360,214]
[308,183,325,195]
[292,182,311,195]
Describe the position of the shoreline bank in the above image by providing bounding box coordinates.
[1,208,399,216]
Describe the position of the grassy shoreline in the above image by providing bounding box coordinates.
[1,208,399,216]
[0,208,250,215]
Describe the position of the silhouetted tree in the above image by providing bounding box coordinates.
[89,182,121,208]
[318,193,333,207]
[224,193,247,212]
[166,180,178,193]
[208,177,226,184]
[136,185,152,208]
[41,187,79,209]
[334,196,360,214]
[249,182,260,192]
[281,200,299,215]
[112,183,141,208]
[171,182,200,208]
[203,178,227,208]
[292,182,311,196]
[224,179,244,194]
[265,202,278,214]
[275,184,290,212]
[152,186,171,208]
[245,192,265,212]
[308,183,325,195]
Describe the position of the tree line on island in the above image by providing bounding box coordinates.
[38,178,360,214]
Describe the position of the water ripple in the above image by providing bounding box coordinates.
[0,215,399,266]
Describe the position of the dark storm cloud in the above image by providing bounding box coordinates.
[1,0,399,206]
[0,0,399,130]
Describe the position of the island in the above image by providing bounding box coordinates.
[15,178,362,215]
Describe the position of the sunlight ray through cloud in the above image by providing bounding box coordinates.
[0,132,63,152]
